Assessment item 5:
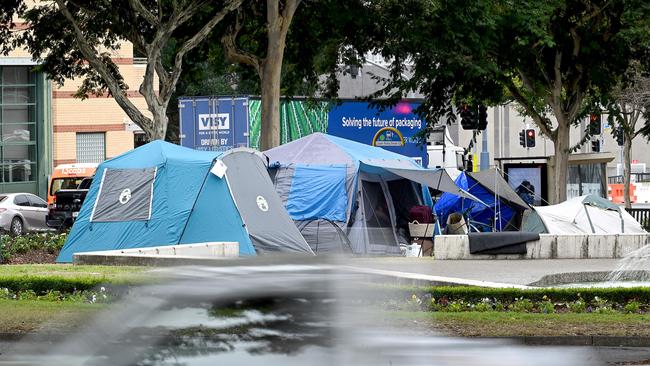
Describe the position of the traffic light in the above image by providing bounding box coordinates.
[591,140,600,152]
[589,114,601,135]
[615,126,624,146]
[519,129,526,147]
[525,129,536,147]
[460,105,477,130]
[477,105,488,130]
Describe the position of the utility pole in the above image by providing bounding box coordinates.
[580,117,586,153]
[493,106,500,162]
[480,125,489,170]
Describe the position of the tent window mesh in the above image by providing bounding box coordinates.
[361,180,396,248]
[77,132,105,163]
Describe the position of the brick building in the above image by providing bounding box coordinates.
[1,11,149,198]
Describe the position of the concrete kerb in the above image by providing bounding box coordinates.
[73,242,239,266]
[434,234,650,260]
[529,270,650,287]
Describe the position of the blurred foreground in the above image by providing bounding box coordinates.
[0,259,606,366]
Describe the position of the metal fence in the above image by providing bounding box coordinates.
[625,208,650,231]
[608,173,650,184]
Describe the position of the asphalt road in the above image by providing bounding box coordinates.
[0,339,649,365]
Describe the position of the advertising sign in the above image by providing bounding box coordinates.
[179,97,249,151]
[506,166,543,206]
[326,101,428,166]
[180,97,427,166]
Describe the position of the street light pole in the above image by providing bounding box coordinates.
[480,107,493,171]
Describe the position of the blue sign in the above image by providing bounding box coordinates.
[327,101,428,166]
[179,97,249,151]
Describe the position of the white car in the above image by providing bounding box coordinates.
[0,193,52,236]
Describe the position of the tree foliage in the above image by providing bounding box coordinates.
[216,0,372,149]
[0,1,26,55]
[369,0,650,202]
[163,0,372,142]
[19,0,243,141]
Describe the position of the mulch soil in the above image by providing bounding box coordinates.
[3,250,59,264]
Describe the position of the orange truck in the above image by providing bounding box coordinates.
[48,163,98,204]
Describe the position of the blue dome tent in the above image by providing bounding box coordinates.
[265,133,479,255]
[57,141,314,262]
[435,169,530,232]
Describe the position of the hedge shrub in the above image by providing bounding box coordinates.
[0,275,112,294]
[381,285,650,314]
[411,286,650,304]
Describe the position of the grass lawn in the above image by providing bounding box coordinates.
[386,311,650,337]
[0,299,106,334]
[0,264,153,285]
[0,266,147,334]
[0,264,148,278]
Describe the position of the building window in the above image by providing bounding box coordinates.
[567,163,606,199]
[134,132,147,148]
[0,66,37,183]
[77,132,105,163]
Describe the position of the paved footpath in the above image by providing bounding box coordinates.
[343,258,649,286]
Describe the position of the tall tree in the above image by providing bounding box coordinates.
[369,0,649,203]
[20,0,243,141]
[217,0,372,149]
[608,68,650,208]
[221,0,300,150]
[164,0,370,143]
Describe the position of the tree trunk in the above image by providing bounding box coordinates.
[152,108,168,141]
[138,103,168,141]
[553,122,571,203]
[259,35,285,150]
[623,136,633,209]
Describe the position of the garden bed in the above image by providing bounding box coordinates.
[381,286,650,337]
[385,285,650,315]
[0,233,67,264]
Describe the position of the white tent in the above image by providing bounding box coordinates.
[522,195,645,234]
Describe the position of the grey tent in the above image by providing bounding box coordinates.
[522,195,645,234]
[469,168,530,231]
[469,169,530,211]
[220,148,316,254]
[265,133,479,255]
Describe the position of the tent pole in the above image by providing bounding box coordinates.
[618,210,625,233]
[583,204,596,234]
[494,167,498,232]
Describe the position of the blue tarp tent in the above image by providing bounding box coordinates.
[57,141,313,262]
[434,170,529,232]
[265,133,477,255]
